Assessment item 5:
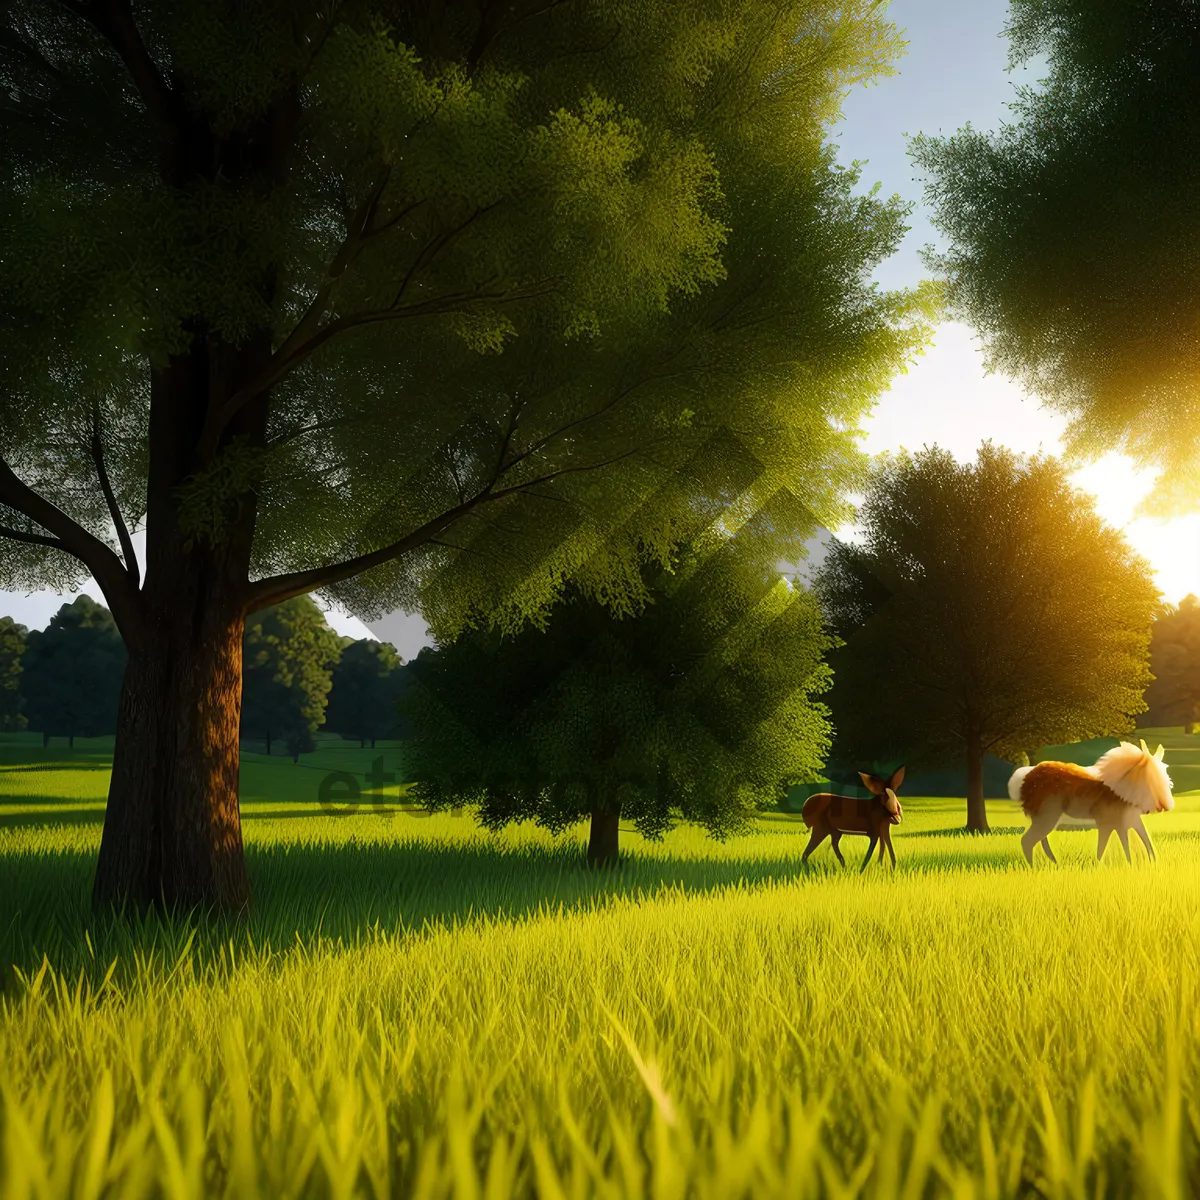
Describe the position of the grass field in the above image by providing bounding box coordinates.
[2,731,1199,1197]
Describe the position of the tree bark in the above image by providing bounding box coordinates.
[92,587,250,912]
[965,734,989,833]
[91,325,270,913]
[587,803,621,866]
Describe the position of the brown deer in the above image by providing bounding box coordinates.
[800,766,906,871]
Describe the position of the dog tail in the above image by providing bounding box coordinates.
[801,793,830,829]
[1007,765,1034,807]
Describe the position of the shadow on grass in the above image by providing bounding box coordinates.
[919,824,1027,837]
[0,760,114,774]
[0,822,1036,978]
[8,821,1189,985]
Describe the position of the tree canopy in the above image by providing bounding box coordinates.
[815,444,1159,831]
[21,596,127,746]
[242,596,342,761]
[325,638,406,748]
[0,0,935,908]
[1143,595,1200,732]
[910,0,1200,516]
[405,510,834,864]
[0,616,27,731]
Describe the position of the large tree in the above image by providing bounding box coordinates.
[0,0,934,909]
[910,0,1200,516]
[0,615,27,731]
[325,638,405,748]
[815,444,1159,832]
[241,596,341,761]
[1143,595,1200,733]
[405,508,835,865]
[21,596,127,747]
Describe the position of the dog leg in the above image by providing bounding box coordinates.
[1116,826,1132,863]
[1022,804,1061,866]
[1131,814,1156,861]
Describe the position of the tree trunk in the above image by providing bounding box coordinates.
[42,731,48,748]
[587,804,621,866]
[91,333,269,914]
[68,733,74,749]
[965,735,989,833]
[93,589,250,912]
[265,730,272,755]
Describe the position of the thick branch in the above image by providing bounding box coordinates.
[57,0,185,143]
[198,278,555,464]
[0,524,68,551]
[0,456,142,640]
[91,404,140,587]
[245,449,639,613]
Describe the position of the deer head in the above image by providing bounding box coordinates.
[859,766,905,825]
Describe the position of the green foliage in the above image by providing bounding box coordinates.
[0,0,935,638]
[405,515,835,853]
[325,638,407,747]
[20,596,126,744]
[0,616,27,731]
[1144,595,1200,730]
[815,444,1159,791]
[241,596,342,758]
[911,0,1200,515]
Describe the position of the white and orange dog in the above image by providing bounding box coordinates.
[1008,739,1173,865]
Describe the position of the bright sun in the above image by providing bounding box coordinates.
[1071,454,1200,608]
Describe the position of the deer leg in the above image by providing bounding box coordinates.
[829,832,846,867]
[1131,814,1156,861]
[802,826,829,863]
[884,829,897,867]
[860,835,878,872]
[1040,837,1058,864]
[1096,822,1114,861]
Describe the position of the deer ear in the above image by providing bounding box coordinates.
[1154,744,1165,761]
[888,765,906,790]
[1139,738,1150,755]
[859,772,885,795]
[884,788,899,815]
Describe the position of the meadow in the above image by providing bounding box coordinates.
[2,732,1199,1198]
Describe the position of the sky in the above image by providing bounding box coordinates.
[4,0,1197,656]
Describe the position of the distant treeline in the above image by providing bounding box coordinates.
[0,596,410,756]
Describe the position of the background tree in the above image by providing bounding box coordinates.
[21,596,127,747]
[0,616,27,731]
[405,505,835,865]
[911,0,1200,517]
[325,639,406,748]
[0,0,934,909]
[1143,596,1200,733]
[814,444,1159,832]
[241,597,342,762]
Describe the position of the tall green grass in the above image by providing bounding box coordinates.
[2,735,1199,1197]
